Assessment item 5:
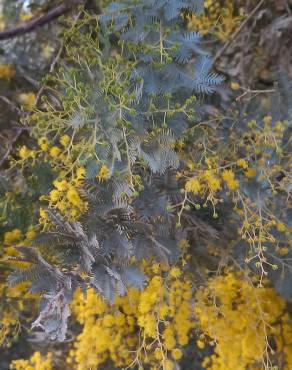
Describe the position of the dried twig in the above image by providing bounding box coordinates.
[35,4,87,107]
[0,129,23,167]
[236,88,275,101]
[0,95,21,114]
[35,45,64,107]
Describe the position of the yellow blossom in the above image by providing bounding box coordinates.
[49,189,60,202]
[103,314,115,327]
[152,263,161,273]
[4,229,22,244]
[49,146,61,157]
[207,176,221,191]
[222,169,239,190]
[18,92,36,109]
[154,348,163,360]
[159,304,169,318]
[263,115,272,125]
[236,158,248,169]
[38,137,49,151]
[25,229,36,240]
[42,43,54,59]
[10,351,53,370]
[0,64,15,80]
[164,359,174,370]
[196,339,205,349]
[169,267,182,278]
[278,246,289,255]
[178,239,189,249]
[39,208,48,219]
[60,134,71,147]
[274,121,284,132]
[53,179,68,191]
[171,348,183,360]
[247,119,257,128]
[18,146,31,159]
[185,177,201,194]
[245,168,256,178]
[97,165,110,180]
[195,272,289,370]
[66,187,82,206]
[276,222,286,232]
[231,81,240,90]
[76,167,86,180]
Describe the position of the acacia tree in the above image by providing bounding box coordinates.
[1,1,292,369]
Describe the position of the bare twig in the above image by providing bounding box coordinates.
[0,95,21,114]
[214,0,265,63]
[35,45,64,107]
[0,129,23,167]
[236,88,275,101]
[0,1,84,41]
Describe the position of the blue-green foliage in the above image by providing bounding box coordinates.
[101,0,223,138]
[8,0,224,342]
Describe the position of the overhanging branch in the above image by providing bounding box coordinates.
[0,1,84,41]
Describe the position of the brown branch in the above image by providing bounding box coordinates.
[0,1,84,41]
[214,0,265,63]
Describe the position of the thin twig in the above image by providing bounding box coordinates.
[35,45,64,107]
[0,129,23,167]
[0,95,21,114]
[236,88,275,101]
[35,6,88,107]
[214,0,265,63]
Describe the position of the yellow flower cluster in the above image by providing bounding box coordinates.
[36,136,71,163]
[40,172,88,221]
[184,171,220,194]
[7,265,292,370]
[96,164,110,181]
[195,272,292,370]
[222,169,239,190]
[183,115,290,265]
[185,166,241,196]
[0,64,15,80]
[237,117,288,160]
[18,146,36,160]
[68,288,136,369]
[18,92,36,109]
[2,228,36,263]
[10,352,53,370]
[188,0,245,41]
[68,264,195,370]
[0,228,39,345]
[3,229,22,245]
[0,281,21,345]
[184,166,240,216]
[185,177,201,194]
[16,134,111,221]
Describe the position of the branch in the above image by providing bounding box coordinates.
[0,1,84,41]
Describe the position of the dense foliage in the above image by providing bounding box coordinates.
[0,0,291,369]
